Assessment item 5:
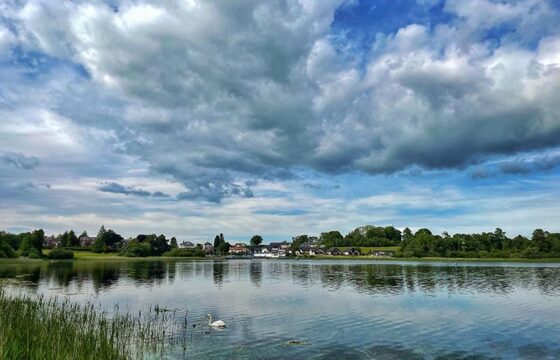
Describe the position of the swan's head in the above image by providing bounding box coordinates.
[206,314,211,317]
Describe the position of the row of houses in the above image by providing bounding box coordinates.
[44,235,393,258]
[227,242,394,258]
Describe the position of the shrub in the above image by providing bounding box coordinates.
[162,248,205,257]
[47,249,74,260]
[91,237,107,253]
[28,248,42,259]
[0,240,16,258]
[121,241,152,257]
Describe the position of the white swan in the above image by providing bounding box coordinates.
[206,314,226,327]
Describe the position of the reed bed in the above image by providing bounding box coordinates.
[0,289,199,359]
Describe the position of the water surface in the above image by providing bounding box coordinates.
[1,259,559,359]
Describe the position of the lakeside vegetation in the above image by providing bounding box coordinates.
[2,224,560,261]
[0,290,184,359]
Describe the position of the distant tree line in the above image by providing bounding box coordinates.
[0,226,204,259]
[303,225,560,259]
[400,228,560,259]
[3,225,560,260]
[318,225,403,249]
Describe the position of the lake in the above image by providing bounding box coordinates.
[1,259,560,359]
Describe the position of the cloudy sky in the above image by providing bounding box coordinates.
[1,0,560,242]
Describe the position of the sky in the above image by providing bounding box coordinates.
[1,0,560,242]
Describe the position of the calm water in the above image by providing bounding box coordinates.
[1,259,560,359]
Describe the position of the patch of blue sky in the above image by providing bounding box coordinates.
[9,46,89,80]
[330,0,452,56]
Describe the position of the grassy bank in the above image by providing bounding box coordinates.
[0,290,188,359]
[307,255,560,263]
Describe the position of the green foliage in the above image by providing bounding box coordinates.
[47,249,75,260]
[91,226,123,253]
[216,241,230,254]
[20,229,45,257]
[60,230,78,247]
[250,235,263,246]
[28,247,42,259]
[401,227,560,259]
[213,233,229,254]
[91,237,107,253]
[320,231,343,248]
[0,290,177,359]
[0,231,24,251]
[162,248,205,257]
[120,240,152,257]
[0,239,16,258]
[322,226,402,248]
[170,237,178,249]
[148,234,170,256]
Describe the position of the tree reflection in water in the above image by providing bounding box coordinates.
[0,260,559,297]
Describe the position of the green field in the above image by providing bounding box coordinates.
[308,255,560,263]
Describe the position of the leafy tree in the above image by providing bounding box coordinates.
[250,235,263,246]
[415,228,432,236]
[320,231,343,248]
[0,239,16,258]
[103,230,123,248]
[68,230,78,247]
[149,234,170,256]
[97,225,107,239]
[170,237,178,249]
[402,227,413,243]
[121,240,152,257]
[213,235,221,248]
[79,231,88,238]
[216,241,230,255]
[532,229,548,252]
[291,235,309,252]
[91,237,107,253]
[29,229,44,255]
[19,229,45,258]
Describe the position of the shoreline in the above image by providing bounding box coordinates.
[2,254,560,264]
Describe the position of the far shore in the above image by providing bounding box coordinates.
[1,251,560,264]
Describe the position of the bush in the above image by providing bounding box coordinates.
[91,237,107,253]
[47,249,74,260]
[162,248,205,257]
[121,242,152,257]
[28,248,42,259]
[60,246,90,252]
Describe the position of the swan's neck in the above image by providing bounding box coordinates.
[208,315,212,325]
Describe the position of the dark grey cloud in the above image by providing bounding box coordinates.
[1,151,40,170]
[499,154,560,175]
[98,182,169,198]
[3,0,560,202]
[470,152,560,179]
[177,183,253,203]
